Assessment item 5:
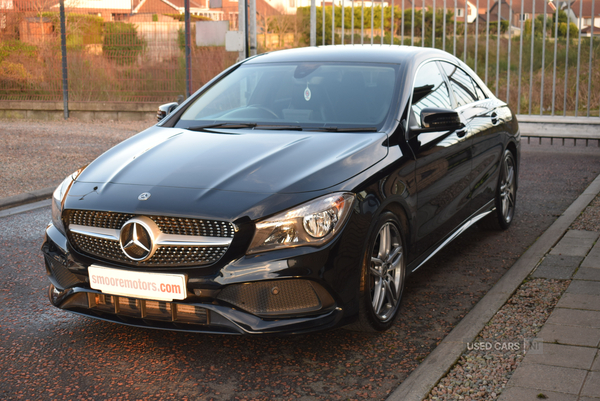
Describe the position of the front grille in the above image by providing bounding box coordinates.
[67,210,235,237]
[150,245,229,266]
[68,210,134,230]
[71,233,123,262]
[151,215,234,237]
[66,210,234,267]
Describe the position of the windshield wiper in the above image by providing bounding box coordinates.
[187,123,375,132]
[186,123,304,132]
[187,123,257,131]
[309,127,379,132]
[254,124,303,131]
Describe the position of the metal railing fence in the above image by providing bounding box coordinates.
[310,0,600,117]
[0,2,237,104]
[0,0,598,118]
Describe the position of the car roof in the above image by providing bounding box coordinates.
[243,45,459,65]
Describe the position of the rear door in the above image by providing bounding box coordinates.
[439,61,504,215]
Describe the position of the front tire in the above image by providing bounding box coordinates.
[479,149,517,230]
[348,212,406,332]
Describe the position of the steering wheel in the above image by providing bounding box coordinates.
[220,106,279,120]
[246,105,279,119]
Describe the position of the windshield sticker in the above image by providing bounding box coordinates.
[304,83,311,102]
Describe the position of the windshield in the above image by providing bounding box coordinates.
[176,62,398,131]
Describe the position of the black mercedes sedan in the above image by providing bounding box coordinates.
[42,45,519,335]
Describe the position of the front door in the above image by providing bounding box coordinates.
[409,61,474,258]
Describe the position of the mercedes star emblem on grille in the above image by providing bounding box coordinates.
[119,218,158,261]
[138,192,151,201]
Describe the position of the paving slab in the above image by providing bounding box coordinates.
[523,343,597,369]
[574,268,600,281]
[537,324,600,347]
[532,255,583,279]
[566,281,600,297]
[497,386,577,401]
[545,309,600,328]
[581,371,600,398]
[582,241,600,269]
[592,350,600,372]
[550,230,599,257]
[556,293,600,311]
[508,364,587,394]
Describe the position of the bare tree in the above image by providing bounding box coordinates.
[256,10,269,50]
[27,0,58,42]
[270,4,293,48]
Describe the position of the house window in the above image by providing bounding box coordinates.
[289,0,295,7]
[520,13,529,21]
[1,13,6,30]
[457,8,464,17]
[229,12,238,29]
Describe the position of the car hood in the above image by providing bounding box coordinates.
[77,126,388,194]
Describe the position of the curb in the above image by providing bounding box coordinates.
[0,186,56,211]
[516,115,600,125]
[387,171,600,401]
[0,199,53,219]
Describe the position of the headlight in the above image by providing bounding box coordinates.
[51,167,85,235]
[247,193,355,254]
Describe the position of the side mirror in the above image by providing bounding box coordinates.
[420,107,463,131]
[156,102,179,122]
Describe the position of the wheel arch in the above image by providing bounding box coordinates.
[380,201,412,263]
[505,140,519,190]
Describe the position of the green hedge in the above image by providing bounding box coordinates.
[102,22,146,65]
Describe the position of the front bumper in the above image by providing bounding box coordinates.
[42,223,346,335]
[47,285,342,335]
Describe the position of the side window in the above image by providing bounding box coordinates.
[410,62,453,128]
[474,82,486,101]
[440,62,481,107]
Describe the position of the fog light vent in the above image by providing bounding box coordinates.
[217,280,331,316]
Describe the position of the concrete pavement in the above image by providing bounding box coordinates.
[499,232,600,401]
[389,173,600,401]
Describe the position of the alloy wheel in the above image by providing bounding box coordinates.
[369,222,404,322]
[500,152,516,224]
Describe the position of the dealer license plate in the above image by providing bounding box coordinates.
[88,265,187,301]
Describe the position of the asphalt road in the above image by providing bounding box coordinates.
[1,140,599,400]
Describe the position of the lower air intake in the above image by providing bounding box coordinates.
[217,280,334,317]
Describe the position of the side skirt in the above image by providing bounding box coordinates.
[408,200,495,274]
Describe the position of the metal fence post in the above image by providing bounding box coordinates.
[540,0,548,114]
[239,0,247,59]
[184,0,192,98]
[59,0,69,119]
[587,0,596,116]
[333,1,336,45]
[324,0,327,45]
[342,0,345,44]
[528,0,536,115]
[352,0,355,44]
[250,0,257,56]
[311,0,316,46]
